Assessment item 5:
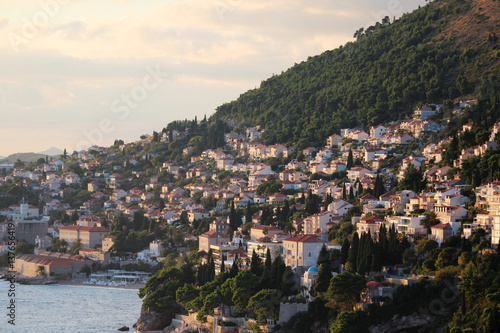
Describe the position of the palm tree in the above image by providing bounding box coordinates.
[37,265,46,277]
[69,238,83,254]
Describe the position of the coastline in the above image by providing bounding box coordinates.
[57,279,145,290]
[1,271,145,290]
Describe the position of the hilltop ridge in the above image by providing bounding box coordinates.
[212,0,500,149]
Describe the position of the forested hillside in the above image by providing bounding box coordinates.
[213,0,500,150]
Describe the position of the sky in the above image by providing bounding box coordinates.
[0,0,428,157]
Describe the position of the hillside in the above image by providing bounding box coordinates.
[212,0,500,150]
[1,152,49,163]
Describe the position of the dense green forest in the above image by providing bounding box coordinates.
[212,0,500,150]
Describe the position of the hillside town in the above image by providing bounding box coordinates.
[1,99,499,331]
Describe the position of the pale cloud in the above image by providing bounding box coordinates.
[0,0,428,155]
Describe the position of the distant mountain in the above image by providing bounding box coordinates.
[213,0,500,149]
[38,147,63,156]
[0,155,4,160]
[1,153,48,163]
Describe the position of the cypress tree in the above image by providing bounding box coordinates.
[245,202,253,225]
[261,248,272,287]
[250,250,262,275]
[357,181,363,197]
[374,174,380,197]
[371,243,382,272]
[346,232,359,272]
[313,263,332,295]
[341,238,350,265]
[281,266,296,297]
[317,244,330,266]
[357,233,366,270]
[348,186,355,201]
[221,255,225,273]
[230,254,239,277]
[342,184,347,200]
[270,255,285,289]
[347,149,353,169]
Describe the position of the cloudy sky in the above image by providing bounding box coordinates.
[0,0,427,156]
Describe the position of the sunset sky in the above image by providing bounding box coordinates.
[0,0,427,156]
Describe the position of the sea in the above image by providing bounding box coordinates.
[0,280,143,333]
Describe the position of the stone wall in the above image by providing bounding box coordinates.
[278,302,308,325]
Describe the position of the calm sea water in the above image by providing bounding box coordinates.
[0,281,143,333]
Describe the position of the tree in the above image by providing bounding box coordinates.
[37,265,46,277]
[230,254,239,277]
[250,250,262,276]
[317,244,330,266]
[313,263,332,295]
[248,289,282,323]
[346,232,359,272]
[346,149,353,169]
[398,163,426,193]
[231,270,259,314]
[261,248,272,287]
[69,238,83,254]
[326,272,366,312]
[341,238,350,265]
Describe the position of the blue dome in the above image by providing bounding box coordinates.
[308,266,319,273]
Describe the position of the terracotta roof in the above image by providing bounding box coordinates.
[199,231,229,239]
[59,225,109,232]
[366,281,384,289]
[431,223,452,230]
[284,234,326,243]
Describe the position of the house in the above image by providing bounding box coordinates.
[14,253,86,277]
[385,216,427,235]
[356,216,384,235]
[198,231,230,253]
[187,209,210,222]
[64,173,81,185]
[348,130,369,143]
[390,190,416,214]
[434,205,468,234]
[430,223,453,245]
[102,236,115,252]
[267,193,289,205]
[58,225,109,248]
[327,134,342,147]
[250,225,283,241]
[283,235,327,269]
[303,211,336,235]
[87,181,100,192]
[370,125,386,139]
[76,215,102,227]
